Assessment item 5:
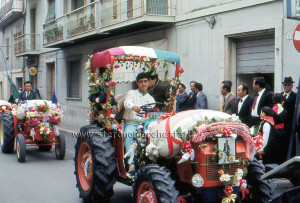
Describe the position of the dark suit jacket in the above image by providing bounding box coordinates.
[176,92,188,112]
[255,89,273,115]
[149,83,167,104]
[194,91,208,109]
[223,93,236,115]
[235,96,253,126]
[188,91,197,109]
[282,91,296,130]
[18,90,40,101]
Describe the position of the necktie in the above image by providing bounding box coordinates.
[283,94,287,100]
[252,94,258,109]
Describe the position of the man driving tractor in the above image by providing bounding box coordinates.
[123,72,155,173]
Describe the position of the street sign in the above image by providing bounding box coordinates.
[293,23,300,53]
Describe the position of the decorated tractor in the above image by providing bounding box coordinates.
[74,46,275,203]
[0,100,65,163]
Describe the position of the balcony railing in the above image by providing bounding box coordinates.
[14,33,40,55]
[100,0,175,28]
[66,2,96,38]
[43,16,64,45]
[0,0,23,27]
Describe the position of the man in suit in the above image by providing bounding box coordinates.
[148,74,167,104]
[281,76,297,158]
[235,83,253,127]
[220,81,236,115]
[250,76,273,127]
[176,83,189,112]
[18,81,40,101]
[188,81,197,109]
[194,82,207,109]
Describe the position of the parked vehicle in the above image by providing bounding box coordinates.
[74,46,275,202]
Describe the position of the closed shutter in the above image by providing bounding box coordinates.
[236,34,274,74]
[68,61,80,98]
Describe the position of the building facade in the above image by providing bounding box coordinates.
[0,0,299,128]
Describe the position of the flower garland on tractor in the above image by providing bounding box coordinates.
[85,54,184,128]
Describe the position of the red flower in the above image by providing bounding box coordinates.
[181,141,192,153]
[224,186,233,196]
[24,110,28,114]
[111,82,116,86]
[114,64,120,68]
[179,68,184,73]
[107,125,112,131]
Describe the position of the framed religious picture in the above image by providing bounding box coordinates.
[218,137,236,164]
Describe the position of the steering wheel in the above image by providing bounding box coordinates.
[140,102,166,112]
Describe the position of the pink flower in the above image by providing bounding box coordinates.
[105,82,109,86]
[179,68,184,73]
[114,64,120,68]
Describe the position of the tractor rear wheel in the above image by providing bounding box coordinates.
[16,134,26,163]
[133,164,179,203]
[55,132,66,160]
[0,112,15,153]
[74,125,116,202]
[246,158,276,202]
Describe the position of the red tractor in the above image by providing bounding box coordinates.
[0,100,65,163]
[74,46,275,202]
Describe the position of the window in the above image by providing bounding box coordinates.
[16,77,23,90]
[113,0,118,20]
[296,0,300,16]
[127,0,133,19]
[67,61,81,98]
[72,0,84,11]
[147,0,168,15]
[45,0,56,22]
[6,37,9,58]
[47,63,56,100]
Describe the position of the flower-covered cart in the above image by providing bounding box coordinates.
[0,100,65,163]
[74,46,275,203]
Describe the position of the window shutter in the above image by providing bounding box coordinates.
[45,0,56,22]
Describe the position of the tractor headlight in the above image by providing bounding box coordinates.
[192,174,204,188]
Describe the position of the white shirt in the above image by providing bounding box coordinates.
[123,89,155,124]
[251,88,266,117]
[261,122,271,151]
[238,95,248,114]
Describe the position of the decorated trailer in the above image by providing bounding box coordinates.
[74,46,275,203]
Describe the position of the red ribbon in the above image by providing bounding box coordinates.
[160,113,172,120]
[222,127,233,137]
[181,141,192,153]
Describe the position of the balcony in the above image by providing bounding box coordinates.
[100,0,175,32]
[43,16,64,46]
[14,33,40,57]
[0,0,23,29]
[43,0,175,48]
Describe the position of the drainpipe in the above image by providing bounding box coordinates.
[22,0,27,85]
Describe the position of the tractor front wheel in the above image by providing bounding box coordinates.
[0,112,15,153]
[74,125,117,202]
[16,134,26,163]
[55,132,66,160]
[133,164,179,203]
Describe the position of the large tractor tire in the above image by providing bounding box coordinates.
[246,158,276,203]
[133,164,179,203]
[55,132,66,160]
[16,134,26,163]
[0,112,15,153]
[74,125,117,203]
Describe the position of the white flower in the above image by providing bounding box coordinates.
[220,174,231,182]
[110,114,115,118]
[235,168,243,177]
[2,106,6,110]
[234,179,241,186]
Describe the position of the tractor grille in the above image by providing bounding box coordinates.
[206,153,244,182]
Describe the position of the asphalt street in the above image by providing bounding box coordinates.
[0,130,132,203]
